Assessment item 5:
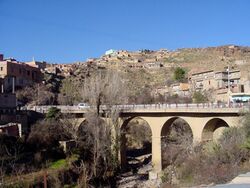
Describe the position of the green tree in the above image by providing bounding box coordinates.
[46,107,61,120]
[174,67,186,82]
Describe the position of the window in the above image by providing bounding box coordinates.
[0,67,3,71]
[19,69,21,74]
[27,70,30,76]
[241,85,245,92]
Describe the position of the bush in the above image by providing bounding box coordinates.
[173,67,186,82]
[176,116,250,186]
[28,120,70,150]
[46,107,61,120]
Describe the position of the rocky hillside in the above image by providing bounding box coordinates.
[19,45,250,105]
[70,44,250,87]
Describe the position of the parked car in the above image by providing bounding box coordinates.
[77,103,89,109]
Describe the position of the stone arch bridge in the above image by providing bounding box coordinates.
[30,104,248,176]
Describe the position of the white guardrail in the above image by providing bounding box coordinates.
[24,102,250,113]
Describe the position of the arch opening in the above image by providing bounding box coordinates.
[202,118,229,142]
[120,117,152,174]
[161,117,193,169]
[77,118,111,163]
[77,119,88,136]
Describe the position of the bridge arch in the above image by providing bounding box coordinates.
[201,118,230,141]
[77,119,87,135]
[160,117,193,169]
[77,118,109,138]
[120,116,152,171]
[161,117,194,139]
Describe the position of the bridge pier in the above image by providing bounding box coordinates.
[142,117,170,178]
[150,135,162,179]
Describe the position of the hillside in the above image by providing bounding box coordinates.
[69,44,250,91]
[17,45,250,105]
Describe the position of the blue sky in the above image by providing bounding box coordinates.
[0,0,250,63]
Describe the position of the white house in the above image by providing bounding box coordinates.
[105,49,117,56]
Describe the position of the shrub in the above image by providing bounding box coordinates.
[173,67,186,82]
[177,120,250,186]
[46,107,61,120]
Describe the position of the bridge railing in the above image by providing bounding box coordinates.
[25,105,80,113]
[122,102,250,110]
[25,102,250,113]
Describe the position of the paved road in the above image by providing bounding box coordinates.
[212,172,250,188]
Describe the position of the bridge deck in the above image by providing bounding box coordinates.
[26,103,249,114]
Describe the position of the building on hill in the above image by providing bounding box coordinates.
[189,70,216,91]
[105,49,117,56]
[44,63,74,76]
[44,65,61,75]
[0,85,29,137]
[189,68,242,91]
[126,63,144,69]
[117,50,130,58]
[0,55,42,92]
[144,62,164,69]
[0,90,28,137]
[170,83,190,97]
[25,60,47,70]
[155,49,169,60]
[189,67,247,102]
[151,86,169,98]
[86,58,97,62]
[215,69,241,89]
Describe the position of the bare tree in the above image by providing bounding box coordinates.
[81,70,127,114]
[161,119,194,184]
[78,70,127,177]
[58,78,80,105]
[60,113,82,141]
[77,110,113,178]
[75,160,93,188]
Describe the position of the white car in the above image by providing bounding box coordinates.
[77,103,89,109]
